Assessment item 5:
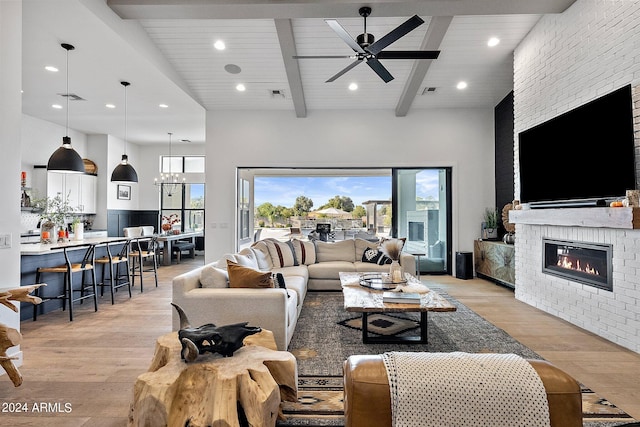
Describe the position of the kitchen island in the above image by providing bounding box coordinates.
[20,235,131,321]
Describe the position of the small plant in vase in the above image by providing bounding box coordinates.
[381,239,405,283]
[33,194,75,243]
[162,214,180,234]
[482,207,499,240]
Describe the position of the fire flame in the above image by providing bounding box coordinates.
[557,257,600,276]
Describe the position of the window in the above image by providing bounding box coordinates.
[160,183,205,231]
[161,155,205,174]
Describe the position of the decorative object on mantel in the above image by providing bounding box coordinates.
[0,284,46,386]
[46,43,85,174]
[381,239,404,282]
[171,303,261,360]
[502,201,517,244]
[481,207,498,240]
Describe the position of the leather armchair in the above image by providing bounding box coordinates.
[343,354,582,427]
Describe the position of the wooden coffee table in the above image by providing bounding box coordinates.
[339,272,456,344]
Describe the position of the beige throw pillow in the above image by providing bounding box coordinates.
[226,260,274,289]
[200,265,229,288]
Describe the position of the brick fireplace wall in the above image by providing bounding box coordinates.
[513,0,640,353]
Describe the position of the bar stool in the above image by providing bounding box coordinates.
[129,236,158,293]
[95,241,132,304]
[33,245,98,321]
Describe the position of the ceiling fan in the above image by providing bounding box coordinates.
[294,7,440,83]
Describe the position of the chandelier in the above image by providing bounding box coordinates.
[154,132,184,197]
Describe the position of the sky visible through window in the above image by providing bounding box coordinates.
[254,171,440,208]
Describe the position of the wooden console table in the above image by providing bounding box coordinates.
[474,240,515,288]
[128,329,297,427]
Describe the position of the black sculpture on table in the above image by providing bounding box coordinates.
[171,303,261,361]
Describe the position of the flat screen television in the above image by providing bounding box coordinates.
[518,84,636,207]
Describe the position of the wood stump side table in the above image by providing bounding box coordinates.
[128,329,298,427]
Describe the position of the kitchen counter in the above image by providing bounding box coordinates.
[21,235,127,255]
[20,230,108,245]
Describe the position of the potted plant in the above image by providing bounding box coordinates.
[481,207,498,240]
[33,193,75,243]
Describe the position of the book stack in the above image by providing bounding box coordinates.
[382,291,421,304]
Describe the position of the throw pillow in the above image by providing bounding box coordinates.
[235,247,260,270]
[263,238,298,268]
[251,241,274,270]
[200,265,229,288]
[290,239,317,265]
[226,260,274,289]
[273,272,290,298]
[362,247,392,265]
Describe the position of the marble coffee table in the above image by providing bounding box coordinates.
[339,271,456,344]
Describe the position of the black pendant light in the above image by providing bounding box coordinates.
[47,43,85,173]
[111,81,138,182]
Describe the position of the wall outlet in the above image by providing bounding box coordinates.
[0,234,11,249]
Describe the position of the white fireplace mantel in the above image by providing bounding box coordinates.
[510,207,640,229]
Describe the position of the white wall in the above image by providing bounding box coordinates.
[0,0,23,368]
[514,0,640,197]
[205,108,495,262]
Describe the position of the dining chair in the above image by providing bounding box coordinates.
[128,235,158,292]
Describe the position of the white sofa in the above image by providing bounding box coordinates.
[172,238,416,350]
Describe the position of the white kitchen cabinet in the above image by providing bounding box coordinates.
[47,172,97,214]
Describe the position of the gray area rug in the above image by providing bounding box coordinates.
[288,290,542,377]
[282,289,634,427]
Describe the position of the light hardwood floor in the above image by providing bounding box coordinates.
[1,257,639,425]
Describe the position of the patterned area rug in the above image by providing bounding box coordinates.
[277,291,635,426]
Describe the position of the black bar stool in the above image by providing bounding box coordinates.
[95,241,132,304]
[33,244,98,321]
[129,236,158,293]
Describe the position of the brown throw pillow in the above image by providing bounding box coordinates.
[226,260,274,289]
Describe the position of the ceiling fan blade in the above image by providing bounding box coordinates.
[325,19,366,54]
[377,50,440,60]
[326,60,362,82]
[367,15,425,55]
[366,58,394,83]
[293,55,355,59]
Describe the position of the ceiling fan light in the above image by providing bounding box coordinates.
[47,136,85,173]
[111,155,139,182]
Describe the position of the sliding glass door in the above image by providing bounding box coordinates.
[393,168,451,275]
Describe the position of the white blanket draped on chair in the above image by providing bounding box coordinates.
[381,351,551,427]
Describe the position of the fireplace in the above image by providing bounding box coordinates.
[542,238,613,291]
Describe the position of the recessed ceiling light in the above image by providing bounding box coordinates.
[105,103,116,109]
[45,66,58,72]
[487,37,500,47]
[214,40,226,50]
[456,81,468,90]
[51,104,63,109]
[348,83,358,91]
[236,83,246,92]
[159,103,169,108]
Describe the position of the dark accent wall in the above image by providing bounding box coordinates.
[494,91,515,236]
[107,209,160,236]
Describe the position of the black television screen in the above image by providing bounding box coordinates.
[518,85,636,206]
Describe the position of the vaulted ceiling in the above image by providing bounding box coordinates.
[21,0,576,145]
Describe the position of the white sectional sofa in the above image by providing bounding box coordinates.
[172,238,416,350]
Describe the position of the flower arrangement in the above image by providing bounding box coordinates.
[380,238,404,261]
[33,193,75,228]
[162,214,180,232]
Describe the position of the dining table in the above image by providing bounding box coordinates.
[156,230,203,266]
